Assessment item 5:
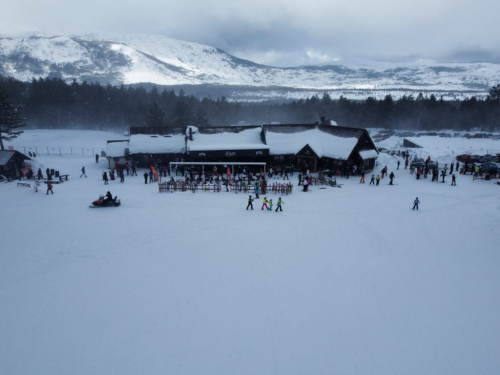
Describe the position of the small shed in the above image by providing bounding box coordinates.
[0,150,31,179]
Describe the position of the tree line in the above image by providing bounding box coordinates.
[1,75,500,133]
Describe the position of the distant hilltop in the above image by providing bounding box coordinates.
[1,33,500,101]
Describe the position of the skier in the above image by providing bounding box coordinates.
[451,174,457,186]
[254,182,260,198]
[37,168,43,179]
[103,171,108,185]
[376,175,380,185]
[389,171,395,185]
[441,170,446,183]
[397,160,400,170]
[120,171,124,183]
[80,166,87,178]
[261,197,269,210]
[360,169,365,183]
[275,197,284,212]
[144,171,148,184]
[268,199,273,211]
[246,195,254,210]
[46,181,53,195]
[95,154,99,163]
[412,197,420,210]
[381,166,387,178]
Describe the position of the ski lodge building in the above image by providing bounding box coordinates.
[106,123,379,173]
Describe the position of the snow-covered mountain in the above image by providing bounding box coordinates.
[1,33,499,100]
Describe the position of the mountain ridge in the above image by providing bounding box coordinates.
[1,32,499,100]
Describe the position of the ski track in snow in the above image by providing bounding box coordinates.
[1,130,500,374]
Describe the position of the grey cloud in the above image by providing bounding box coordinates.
[2,0,499,67]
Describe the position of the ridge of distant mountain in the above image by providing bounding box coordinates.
[1,32,499,100]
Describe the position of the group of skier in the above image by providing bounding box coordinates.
[247,195,284,212]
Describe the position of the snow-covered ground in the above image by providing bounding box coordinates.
[1,130,500,375]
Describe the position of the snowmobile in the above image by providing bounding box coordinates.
[89,194,121,208]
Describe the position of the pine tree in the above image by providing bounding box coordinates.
[144,102,167,127]
[0,85,26,150]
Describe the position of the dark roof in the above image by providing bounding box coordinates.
[403,139,423,148]
[0,150,31,166]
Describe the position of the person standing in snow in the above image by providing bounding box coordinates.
[46,181,53,195]
[275,197,284,212]
[369,174,375,185]
[389,171,395,185]
[302,178,309,192]
[254,182,260,198]
[144,171,148,184]
[360,169,365,183]
[451,174,457,186]
[412,197,420,210]
[268,199,273,211]
[95,154,99,163]
[246,195,254,210]
[80,166,87,178]
[120,171,125,183]
[103,171,108,185]
[397,160,400,170]
[376,175,380,185]
[261,197,269,210]
[441,170,446,183]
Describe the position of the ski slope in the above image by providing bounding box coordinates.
[1,130,500,375]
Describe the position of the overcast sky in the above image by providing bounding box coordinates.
[1,0,499,67]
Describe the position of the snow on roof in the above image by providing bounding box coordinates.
[377,136,500,159]
[359,149,379,159]
[266,129,359,159]
[129,134,185,154]
[106,140,129,157]
[188,127,267,151]
[0,150,30,165]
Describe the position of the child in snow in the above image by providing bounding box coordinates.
[275,197,284,212]
[80,166,87,178]
[246,195,254,210]
[412,197,420,210]
[261,197,269,210]
[268,199,273,211]
[369,175,375,185]
[451,174,457,186]
[376,175,380,185]
[46,181,53,195]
